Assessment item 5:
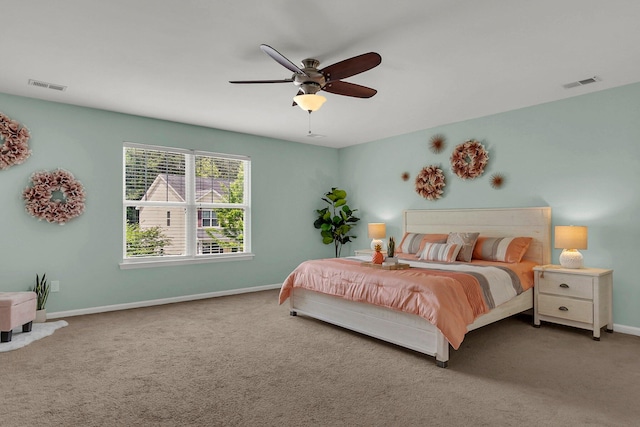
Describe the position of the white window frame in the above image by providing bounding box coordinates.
[120,142,253,269]
[200,209,219,228]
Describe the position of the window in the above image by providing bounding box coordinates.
[122,142,252,268]
[200,209,218,227]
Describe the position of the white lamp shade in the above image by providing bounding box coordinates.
[293,94,326,112]
[554,226,588,250]
[368,223,386,239]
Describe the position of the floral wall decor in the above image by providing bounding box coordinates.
[23,169,86,225]
[450,139,489,180]
[415,165,445,200]
[429,134,446,154]
[0,112,32,170]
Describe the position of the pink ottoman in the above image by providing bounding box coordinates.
[0,292,37,343]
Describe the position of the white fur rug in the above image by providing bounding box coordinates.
[0,320,68,352]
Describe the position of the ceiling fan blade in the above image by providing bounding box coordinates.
[322,80,377,98]
[260,44,308,77]
[321,52,381,81]
[229,79,294,84]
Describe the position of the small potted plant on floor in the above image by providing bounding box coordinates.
[32,273,50,323]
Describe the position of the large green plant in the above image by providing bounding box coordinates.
[314,188,360,257]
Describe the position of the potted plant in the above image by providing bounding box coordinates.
[386,236,398,264]
[32,273,50,323]
[313,187,360,257]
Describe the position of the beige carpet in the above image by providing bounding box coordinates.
[2,289,639,427]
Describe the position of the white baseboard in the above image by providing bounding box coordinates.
[613,323,640,337]
[47,283,282,319]
[47,284,640,338]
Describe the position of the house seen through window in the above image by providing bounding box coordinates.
[123,142,251,264]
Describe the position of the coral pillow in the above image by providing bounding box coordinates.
[397,233,448,255]
[473,236,533,263]
[446,232,479,262]
[419,243,461,263]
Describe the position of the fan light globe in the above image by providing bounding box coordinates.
[293,94,326,112]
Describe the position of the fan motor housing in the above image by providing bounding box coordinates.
[293,59,326,94]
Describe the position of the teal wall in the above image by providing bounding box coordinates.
[0,92,339,312]
[2,81,639,331]
[339,82,640,330]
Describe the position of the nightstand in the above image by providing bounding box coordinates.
[533,265,613,340]
[354,249,375,256]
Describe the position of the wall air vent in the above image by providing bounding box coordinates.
[562,76,600,89]
[28,79,67,92]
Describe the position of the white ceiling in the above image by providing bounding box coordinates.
[2,1,640,149]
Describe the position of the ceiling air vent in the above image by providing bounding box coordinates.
[562,76,600,89]
[28,79,67,92]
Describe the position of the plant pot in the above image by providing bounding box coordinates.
[386,257,398,264]
[35,309,47,323]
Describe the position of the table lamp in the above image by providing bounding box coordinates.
[554,225,588,269]
[368,223,386,250]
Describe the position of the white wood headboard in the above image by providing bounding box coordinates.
[402,207,551,265]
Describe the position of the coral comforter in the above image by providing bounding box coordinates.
[279,258,533,349]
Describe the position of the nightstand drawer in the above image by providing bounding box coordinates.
[538,294,593,324]
[538,272,593,299]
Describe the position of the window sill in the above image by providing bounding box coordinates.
[119,253,255,270]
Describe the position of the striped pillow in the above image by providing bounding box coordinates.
[397,233,448,255]
[398,233,425,254]
[419,243,461,263]
[472,236,533,263]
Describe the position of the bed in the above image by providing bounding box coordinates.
[280,207,551,367]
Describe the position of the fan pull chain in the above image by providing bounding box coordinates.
[308,110,312,135]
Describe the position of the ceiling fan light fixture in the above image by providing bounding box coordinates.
[293,94,326,112]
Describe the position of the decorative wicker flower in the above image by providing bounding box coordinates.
[23,169,86,224]
[0,112,32,170]
[415,165,446,200]
[450,139,489,180]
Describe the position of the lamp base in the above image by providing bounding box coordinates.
[559,249,584,269]
[370,239,385,250]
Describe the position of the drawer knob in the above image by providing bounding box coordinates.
[559,306,569,311]
[559,283,570,289]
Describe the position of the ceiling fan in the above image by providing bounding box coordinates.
[229,44,382,111]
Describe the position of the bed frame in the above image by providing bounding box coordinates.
[289,207,552,367]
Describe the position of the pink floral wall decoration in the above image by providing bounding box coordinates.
[450,139,489,180]
[0,112,32,170]
[23,169,86,225]
[415,165,446,200]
